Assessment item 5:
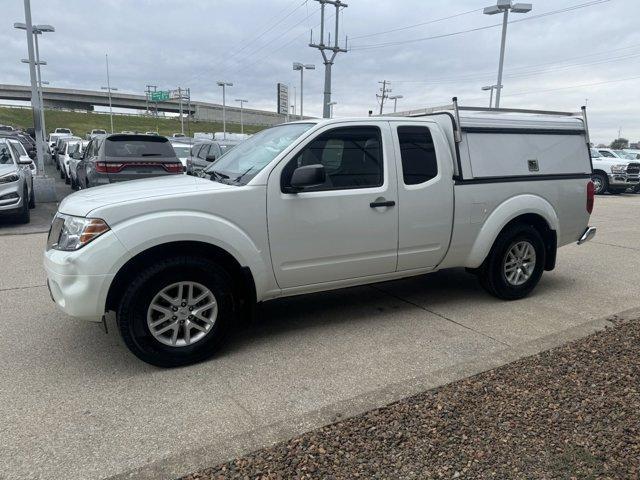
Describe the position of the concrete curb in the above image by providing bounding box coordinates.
[106,306,640,480]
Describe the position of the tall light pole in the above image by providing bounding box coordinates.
[483,0,532,108]
[216,81,233,139]
[481,85,500,108]
[389,95,403,113]
[13,7,49,175]
[101,54,117,133]
[15,22,53,149]
[327,101,337,118]
[309,0,348,118]
[235,99,248,134]
[293,62,315,119]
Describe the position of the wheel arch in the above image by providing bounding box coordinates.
[466,194,559,270]
[105,241,257,317]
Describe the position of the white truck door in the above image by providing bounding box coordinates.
[267,123,399,289]
[391,122,455,271]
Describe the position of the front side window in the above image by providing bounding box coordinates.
[600,150,615,158]
[282,126,383,191]
[196,144,210,160]
[397,126,438,185]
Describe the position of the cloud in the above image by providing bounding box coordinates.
[1,0,638,144]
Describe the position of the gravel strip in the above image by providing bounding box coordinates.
[184,318,640,480]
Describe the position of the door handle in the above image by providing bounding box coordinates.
[370,199,395,208]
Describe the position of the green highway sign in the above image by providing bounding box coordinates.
[150,91,170,102]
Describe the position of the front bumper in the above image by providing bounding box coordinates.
[43,230,130,322]
[608,173,639,187]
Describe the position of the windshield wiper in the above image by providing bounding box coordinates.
[208,170,230,183]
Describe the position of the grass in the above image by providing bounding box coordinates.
[0,106,265,137]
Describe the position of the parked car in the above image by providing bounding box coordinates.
[54,127,72,135]
[59,138,83,184]
[0,125,15,132]
[44,107,596,366]
[172,133,186,138]
[68,140,89,190]
[55,136,81,174]
[145,131,159,136]
[7,138,37,176]
[75,133,183,189]
[185,140,223,176]
[590,148,640,194]
[86,129,107,140]
[0,138,34,223]
[169,139,192,171]
[620,149,640,160]
[0,132,36,160]
[48,132,72,155]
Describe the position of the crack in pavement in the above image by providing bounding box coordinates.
[591,240,640,252]
[0,284,47,293]
[369,284,512,348]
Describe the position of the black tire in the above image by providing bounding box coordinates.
[591,172,607,195]
[59,166,65,179]
[71,176,78,191]
[478,223,546,300]
[14,187,30,224]
[64,170,70,185]
[28,181,35,209]
[633,184,640,194]
[116,256,237,367]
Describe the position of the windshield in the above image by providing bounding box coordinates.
[10,140,27,156]
[205,123,313,185]
[0,142,14,165]
[172,144,191,158]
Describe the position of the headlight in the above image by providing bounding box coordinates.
[610,164,627,174]
[0,173,20,184]
[47,213,110,251]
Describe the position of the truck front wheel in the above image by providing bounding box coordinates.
[478,223,546,300]
[116,256,236,367]
[591,173,607,195]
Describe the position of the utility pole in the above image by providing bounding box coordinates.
[101,54,117,133]
[309,0,348,119]
[145,84,157,115]
[377,80,390,115]
[187,88,191,138]
[235,99,248,134]
[178,86,184,135]
[217,81,232,139]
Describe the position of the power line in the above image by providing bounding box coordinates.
[350,7,483,40]
[350,0,610,51]
[504,75,640,97]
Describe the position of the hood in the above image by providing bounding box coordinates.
[58,174,232,217]
[0,164,17,177]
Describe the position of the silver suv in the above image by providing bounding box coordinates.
[0,138,34,223]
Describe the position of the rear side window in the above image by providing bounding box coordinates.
[397,126,438,185]
[283,126,383,191]
[105,136,175,158]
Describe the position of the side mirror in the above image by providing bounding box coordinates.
[289,164,326,191]
[19,159,32,165]
[205,154,217,162]
[28,149,36,159]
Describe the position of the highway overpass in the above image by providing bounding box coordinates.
[0,84,288,127]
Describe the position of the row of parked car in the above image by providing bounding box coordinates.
[49,129,246,191]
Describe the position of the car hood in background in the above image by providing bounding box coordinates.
[58,174,233,217]
[0,164,18,177]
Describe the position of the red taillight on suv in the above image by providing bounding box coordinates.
[163,163,184,174]
[95,162,124,173]
[587,180,595,214]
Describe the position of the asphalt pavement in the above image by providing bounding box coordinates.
[0,194,639,480]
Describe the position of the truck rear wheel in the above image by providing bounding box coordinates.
[116,256,236,367]
[478,223,545,300]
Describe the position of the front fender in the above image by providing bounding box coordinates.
[109,211,271,298]
[465,194,559,268]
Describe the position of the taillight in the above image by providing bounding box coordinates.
[95,162,124,173]
[163,163,184,174]
[586,180,594,214]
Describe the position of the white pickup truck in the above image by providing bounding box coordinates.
[44,101,596,366]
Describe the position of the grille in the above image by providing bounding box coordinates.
[627,163,640,175]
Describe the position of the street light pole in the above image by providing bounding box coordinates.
[483,1,532,108]
[235,99,248,134]
[481,85,499,108]
[389,94,403,113]
[216,81,233,139]
[293,62,315,119]
[101,54,117,133]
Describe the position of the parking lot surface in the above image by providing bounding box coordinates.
[1,194,639,480]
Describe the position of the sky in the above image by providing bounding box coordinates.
[1,0,639,145]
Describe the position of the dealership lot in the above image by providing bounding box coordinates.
[0,195,639,479]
